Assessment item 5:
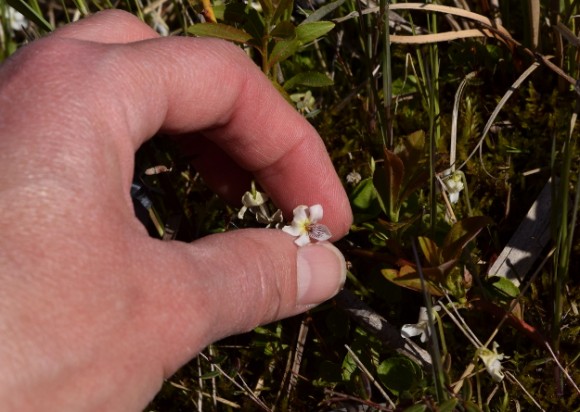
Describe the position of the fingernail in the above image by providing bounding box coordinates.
[296,242,346,306]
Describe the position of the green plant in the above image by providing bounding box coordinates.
[4,0,580,410]
[187,0,336,92]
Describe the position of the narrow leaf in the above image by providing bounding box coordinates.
[187,23,252,43]
[267,38,300,69]
[374,148,404,222]
[439,399,459,412]
[303,0,346,23]
[295,21,335,43]
[381,265,446,296]
[283,71,334,90]
[417,236,440,267]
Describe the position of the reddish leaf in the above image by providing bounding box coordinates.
[441,216,493,262]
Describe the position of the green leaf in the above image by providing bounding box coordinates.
[295,21,335,43]
[377,357,419,395]
[267,38,300,69]
[6,0,53,31]
[271,0,294,25]
[417,236,440,267]
[403,405,428,412]
[438,399,459,412]
[270,20,296,39]
[487,276,520,299]
[349,177,381,223]
[187,23,253,43]
[445,265,467,300]
[242,7,266,41]
[214,2,244,23]
[303,0,346,23]
[199,370,222,379]
[464,400,484,412]
[283,71,334,90]
[341,351,357,382]
[350,178,376,210]
[461,376,473,402]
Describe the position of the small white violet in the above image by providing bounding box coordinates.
[238,190,269,220]
[290,91,316,114]
[282,204,332,246]
[443,171,464,204]
[401,305,441,343]
[477,342,505,382]
[346,171,362,185]
[238,188,284,228]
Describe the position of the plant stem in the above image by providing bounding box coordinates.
[381,0,393,149]
[411,239,447,403]
[426,2,440,233]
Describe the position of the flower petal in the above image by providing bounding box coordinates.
[237,206,248,220]
[241,191,268,207]
[292,205,309,222]
[417,307,429,323]
[282,225,303,237]
[294,234,311,246]
[485,359,504,382]
[308,224,332,241]
[308,204,324,222]
[449,192,459,204]
[401,324,424,339]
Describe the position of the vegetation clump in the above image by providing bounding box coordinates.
[2,0,579,410]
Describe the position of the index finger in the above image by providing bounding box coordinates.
[20,11,353,237]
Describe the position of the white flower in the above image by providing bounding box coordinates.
[477,342,505,382]
[346,171,362,185]
[401,306,441,343]
[290,91,316,114]
[282,204,332,246]
[8,7,28,31]
[442,171,464,204]
[238,188,284,228]
[238,190,269,220]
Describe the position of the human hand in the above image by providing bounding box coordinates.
[0,10,352,411]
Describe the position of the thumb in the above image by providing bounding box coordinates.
[142,228,346,370]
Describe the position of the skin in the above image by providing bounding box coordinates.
[0,10,352,411]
